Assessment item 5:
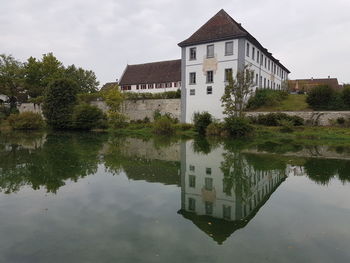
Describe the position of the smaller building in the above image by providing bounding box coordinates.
[119,59,181,93]
[289,78,342,92]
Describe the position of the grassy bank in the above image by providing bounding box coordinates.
[250,94,310,112]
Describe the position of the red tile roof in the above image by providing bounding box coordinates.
[178,9,290,73]
[119,59,181,86]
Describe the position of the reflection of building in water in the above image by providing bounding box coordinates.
[178,141,286,244]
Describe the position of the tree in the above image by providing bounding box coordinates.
[64,65,99,93]
[0,54,24,110]
[102,85,127,129]
[42,78,78,129]
[221,65,255,117]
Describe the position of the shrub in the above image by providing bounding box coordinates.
[342,86,350,108]
[278,119,294,133]
[108,112,128,129]
[7,112,44,130]
[336,117,345,125]
[174,123,194,131]
[153,109,162,121]
[153,116,175,135]
[247,89,288,109]
[72,104,105,130]
[306,85,340,110]
[193,112,213,134]
[206,121,224,136]
[42,78,78,129]
[251,113,304,126]
[224,116,254,137]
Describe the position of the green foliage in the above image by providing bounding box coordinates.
[0,54,25,109]
[224,116,254,137]
[108,112,128,129]
[278,119,294,133]
[42,78,78,129]
[64,65,99,93]
[250,113,304,126]
[193,111,213,134]
[28,96,44,104]
[306,85,345,110]
[153,116,175,135]
[72,104,105,130]
[247,89,288,109]
[174,123,194,131]
[153,109,162,120]
[221,65,255,117]
[124,90,181,100]
[102,86,124,113]
[342,86,350,108]
[206,121,224,136]
[77,93,103,104]
[0,105,11,118]
[7,112,44,130]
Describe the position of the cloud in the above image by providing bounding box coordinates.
[1,0,349,85]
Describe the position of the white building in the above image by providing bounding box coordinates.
[119,60,181,93]
[178,9,290,123]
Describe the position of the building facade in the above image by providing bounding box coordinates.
[119,59,181,93]
[178,9,290,123]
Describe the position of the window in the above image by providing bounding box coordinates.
[257,51,260,63]
[268,80,270,88]
[189,175,196,188]
[136,85,139,90]
[246,43,250,57]
[189,72,196,84]
[189,47,196,60]
[174,82,178,87]
[188,198,196,211]
[256,74,258,86]
[189,165,195,172]
[190,89,195,96]
[225,68,232,82]
[148,84,153,89]
[261,54,263,65]
[268,60,271,71]
[141,84,147,89]
[206,86,212,95]
[206,168,212,175]
[206,71,213,83]
[205,201,213,215]
[260,76,262,87]
[156,83,161,89]
[265,57,267,68]
[252,47,255,60]
[225,41,233,56]
[223,205,231,220]
[264,78,266,88]
[207,44,214,58]
[205,178,213,191]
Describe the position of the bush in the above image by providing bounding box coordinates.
[342,86,350,108]
[174,123,194,131]
[72,104,105,130]
[108,112,128,129]
[124,90,181,100]
[153,116,175,135]
[206,121,224,136]
[247,89,288,109]
[306,85,345,110]
[250,113,304,126]
[278,119,294,133]
[42,78,78,129]
[224,117,254,137]
[7,112,44,130]
[193,112,213,134]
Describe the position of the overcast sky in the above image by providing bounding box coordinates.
[1,0,349,86]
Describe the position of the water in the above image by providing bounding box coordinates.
[0,132,350,263]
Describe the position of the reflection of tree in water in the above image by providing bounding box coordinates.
[0,132,106,193]
[304,158,350,185]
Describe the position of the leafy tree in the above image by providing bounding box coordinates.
[221,65,255,117]
[42,78,78,129]
[65,65,99,93]
[72,103,105,130]
[342,86,350,108]
[0,54,24,110]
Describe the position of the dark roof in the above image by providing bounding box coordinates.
[289,78,341,91]
[178,9,290,73]
[119,59,181,86]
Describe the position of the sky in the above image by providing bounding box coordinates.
[1,0,350,87]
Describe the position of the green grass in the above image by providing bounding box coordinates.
[250,94,310,112]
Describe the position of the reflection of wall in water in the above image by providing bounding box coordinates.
[180,141,286,222]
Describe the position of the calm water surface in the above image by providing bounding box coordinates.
[0,132,350,263]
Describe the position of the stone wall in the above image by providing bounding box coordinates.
[246,111,350,126]
[19,99,181,122]
[92,99,181,121]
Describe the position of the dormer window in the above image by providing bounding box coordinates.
[189,47,196,60]
[207,44,214,58]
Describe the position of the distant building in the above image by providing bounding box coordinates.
[178,9,290,122]
[288,78,342,92]
[118,59,181,93]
